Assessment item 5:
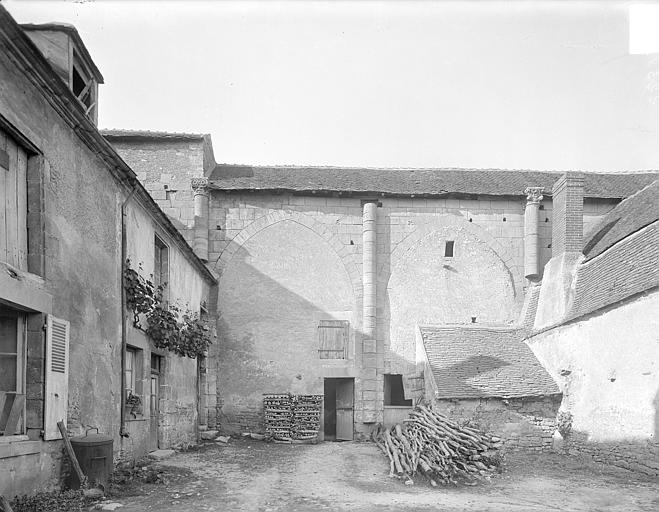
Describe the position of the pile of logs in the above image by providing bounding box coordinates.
[372,404,503,486]
[263,394,293,441]
[263,393,323,442]
[291,394,322,441]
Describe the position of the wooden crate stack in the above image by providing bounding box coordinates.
[263,393,323,441]
[263,393,293,441]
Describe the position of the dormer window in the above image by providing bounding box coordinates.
[21,23,104,125]
[71,52,96,118]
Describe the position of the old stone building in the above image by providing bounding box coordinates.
[108,128,657,461]
[0,7,217,497]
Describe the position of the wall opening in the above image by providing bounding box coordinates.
[444,240,455,257]
[384,374,412,406]
[323,378,354,441]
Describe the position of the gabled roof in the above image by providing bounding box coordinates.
[583,179,659,260]
[209,165,658,199]
[420,325,560,399]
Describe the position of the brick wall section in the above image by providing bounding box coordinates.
[551,173,584,256]
[434,396,560,453]
[569,221,659,320]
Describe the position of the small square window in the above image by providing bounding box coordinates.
[384,374,412,406]
[444,240,455,257]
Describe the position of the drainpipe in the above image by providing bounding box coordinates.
[524,187,544,280]
[120,182,137,438]
[362,200,378,423]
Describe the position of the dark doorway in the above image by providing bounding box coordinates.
[324,378,354,441]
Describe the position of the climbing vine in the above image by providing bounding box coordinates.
[123,259,212,359]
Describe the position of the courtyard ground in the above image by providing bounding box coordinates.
[111,438,658,512]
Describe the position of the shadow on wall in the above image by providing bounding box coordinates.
[655,387,659,441]
[213,226,360,434]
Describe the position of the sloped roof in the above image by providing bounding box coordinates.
[209,165,658,199]
[21,23,104,83]
[420,325,560,399]
[582,179,659,260]
[102,129,205,141]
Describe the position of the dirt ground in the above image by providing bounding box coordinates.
[112,438,659,512]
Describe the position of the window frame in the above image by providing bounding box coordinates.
[0,307,27,438]
[384,374,412,407]
[153,235,169,301]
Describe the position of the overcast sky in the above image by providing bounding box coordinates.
[5,1,659,172]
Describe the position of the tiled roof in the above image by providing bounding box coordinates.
[582,179,659,260]
[209,165,658,199]
[102,129,205,141]
[420,325,560,399]
[569,221,659,321]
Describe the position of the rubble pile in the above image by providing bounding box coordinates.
[372,404,503,486]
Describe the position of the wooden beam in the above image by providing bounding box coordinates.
[57,421,88,489]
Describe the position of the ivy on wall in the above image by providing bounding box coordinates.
[123,259,212,359]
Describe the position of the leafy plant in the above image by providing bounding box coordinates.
[557,410,573,438]
[123,260,155,326]
[10,490,93,512]
[123,260,212,359]
[126,392,143,418]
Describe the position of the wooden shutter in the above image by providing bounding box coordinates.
[318,320,348,359]
[44,315,70,440]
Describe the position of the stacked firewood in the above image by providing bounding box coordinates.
[372,404,503,486]
[291,394,322,440]
[263,394,293,441]
[264,393,323,441]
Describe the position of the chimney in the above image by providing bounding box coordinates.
[21,23,104,125]
[551,173,584,257]
[532,173,585,330]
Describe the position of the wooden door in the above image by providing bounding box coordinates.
[335,379,354,441]
[149,374,159,451]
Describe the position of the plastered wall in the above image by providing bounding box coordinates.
[124,200,211,455]
[0,40,126,495]
[527,290,659,473]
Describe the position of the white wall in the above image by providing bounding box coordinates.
[527,290,659,442]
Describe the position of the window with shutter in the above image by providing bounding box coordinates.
[44,315,69,440]
[318,320,349,359]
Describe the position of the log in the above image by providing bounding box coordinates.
[57,421,87,489]
[0,495,14,512]
[372,403,503,486]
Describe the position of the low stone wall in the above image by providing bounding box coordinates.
[433,395,561,452]
[560,432,659,477]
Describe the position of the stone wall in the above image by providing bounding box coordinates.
[123,199,212,456]
[108,138,207,243]
[209,191,614,433]
[433,396,561,452]
[561,433,659,476]
[0,29,125,495]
